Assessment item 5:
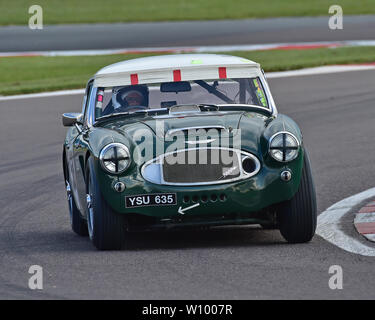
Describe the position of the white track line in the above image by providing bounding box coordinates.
[365,235,375,242]
[1,64,375,101]
[317,187,375,257]
[1,40,375,57]
[266,65,375,78]
[0,89,85,101]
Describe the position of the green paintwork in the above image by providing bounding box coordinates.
[64,109,305,227]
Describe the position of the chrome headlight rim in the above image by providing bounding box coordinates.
[99,143,131,174]
[268,131,300,162]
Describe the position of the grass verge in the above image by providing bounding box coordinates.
[1,46,375,96]
[1,0,374,25]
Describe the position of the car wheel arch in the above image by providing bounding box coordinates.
[84,151,92,182]
[62,147,69,182]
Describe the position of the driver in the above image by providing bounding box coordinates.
[123,90,145,107]
[111,85,149,113]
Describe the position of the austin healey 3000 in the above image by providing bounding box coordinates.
[62,54,317,250]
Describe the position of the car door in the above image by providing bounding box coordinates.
[71,81,95,214]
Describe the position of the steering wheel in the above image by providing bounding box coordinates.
[115,105,148,113]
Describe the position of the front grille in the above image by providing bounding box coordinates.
[163,149,240,183]
[141,147,261,186]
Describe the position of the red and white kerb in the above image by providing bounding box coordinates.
[354,200,375,242]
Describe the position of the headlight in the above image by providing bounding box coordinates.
[269,132,299,162]
[99,143,131,174]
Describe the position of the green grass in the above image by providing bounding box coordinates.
[0,0,374,25]
[1,46,375,96]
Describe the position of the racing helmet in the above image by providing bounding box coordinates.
[112,85,149,110]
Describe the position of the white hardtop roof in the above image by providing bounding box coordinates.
[93,54,262,87]
[96,54,259,75]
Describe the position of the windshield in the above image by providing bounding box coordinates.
[94,77,269,120]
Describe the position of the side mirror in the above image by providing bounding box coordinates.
[62,113,83,127]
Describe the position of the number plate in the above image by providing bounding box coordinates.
[125,193,177,208]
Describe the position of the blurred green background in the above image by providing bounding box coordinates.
[2,47,375,95]
[0,0,374,25]
[1,0,374,95]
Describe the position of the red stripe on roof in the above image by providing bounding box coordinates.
[130,74,139,85]
[173,69,181,82]
[218,67,227,79]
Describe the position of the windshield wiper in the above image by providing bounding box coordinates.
[96,110,147,120]
[217,104,272,115]
[168,104,220,111]
[95,108,170,123]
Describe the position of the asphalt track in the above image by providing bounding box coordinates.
[1,15,375,52]
[0,69,375,299]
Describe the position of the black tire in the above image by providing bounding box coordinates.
[86,157,126,250]
[277,148,317,243]
[64,157,88,236]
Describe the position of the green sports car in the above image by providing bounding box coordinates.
[62,54,317,250]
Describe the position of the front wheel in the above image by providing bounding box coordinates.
[277,148,317,243]
[86,157,127,250]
